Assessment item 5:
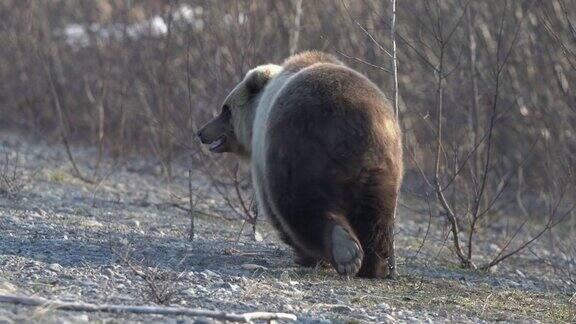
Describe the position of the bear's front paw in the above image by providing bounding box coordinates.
[331,225,363,276]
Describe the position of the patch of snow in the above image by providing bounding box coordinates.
[56,4,204,48]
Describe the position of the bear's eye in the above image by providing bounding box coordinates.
[221,105,231,117]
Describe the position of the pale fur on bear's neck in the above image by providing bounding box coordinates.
[234,64,284,161]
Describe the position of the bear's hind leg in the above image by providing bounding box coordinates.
[354,172,399,279]
[280,208,364,276]
[265,204,321,267]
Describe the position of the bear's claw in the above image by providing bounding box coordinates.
[331,225,363,276]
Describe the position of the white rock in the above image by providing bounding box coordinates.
[33,207,48,217]
[379,302,391,311]
[219,282,239,292]
[193,317,213,324]
[103,268,115,277]
[48,263,63,272]
[127,219,140,227]
[252,231,263,242]
[488,243,500,252]
[384,313,396,322]
[183,288,196,296]
[68,314,89,323]
[200,269,220,278]
[84,219,103,227]
[196,285,209,293]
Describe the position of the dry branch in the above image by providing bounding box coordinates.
[188,168,195,241]
[391,0,399,116]
[289,0,303,55]
[40,53,93,184]
[0,294,297,322]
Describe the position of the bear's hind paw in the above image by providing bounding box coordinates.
[330,225,363,276]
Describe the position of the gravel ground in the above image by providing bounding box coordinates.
[0,134,574,323]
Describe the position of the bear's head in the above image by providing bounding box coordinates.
[197,64,282,158]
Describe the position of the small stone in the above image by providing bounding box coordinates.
[196,285,209,293]
[103,268,115,277]
[33,207,48,217]
[200,269,220,279]
[67,314,89,323]
[218,282,239,292]
[378,302,391,311]
[81,280,97,287]
[48,263,63,272]
[488,243,500,252]
[193,317,214,324]
[127,219,140,227]
[183,288,196,296]
[84,219,103,227]
[383,313,396,322]
[507,280,520,287]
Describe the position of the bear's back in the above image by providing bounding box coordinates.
[266,63,399,170]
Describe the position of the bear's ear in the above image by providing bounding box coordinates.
[244,64,283,93]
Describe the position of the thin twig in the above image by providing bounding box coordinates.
[188,168,195,241]
[40,53,93,184]
[391,0,399,116]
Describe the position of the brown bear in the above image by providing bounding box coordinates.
[197,51,403,278]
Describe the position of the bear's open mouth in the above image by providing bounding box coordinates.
[208,135,227,152]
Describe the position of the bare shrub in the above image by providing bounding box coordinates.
[0,147,34,200]
[110,242,185,305]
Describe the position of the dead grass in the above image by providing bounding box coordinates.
[337,272,573,322]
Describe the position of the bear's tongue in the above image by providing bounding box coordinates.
[209,137,225,150]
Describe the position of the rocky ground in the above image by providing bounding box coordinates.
[0,134,574,323]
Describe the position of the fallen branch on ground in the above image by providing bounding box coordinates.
[0,294,297,322]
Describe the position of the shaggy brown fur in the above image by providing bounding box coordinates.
[281,51,344,72]
[197,51,403,278]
